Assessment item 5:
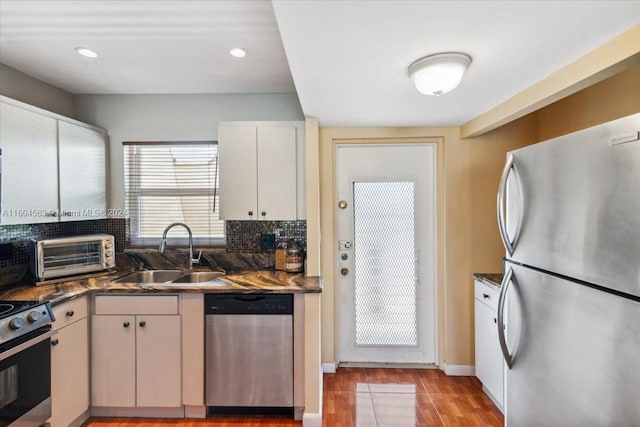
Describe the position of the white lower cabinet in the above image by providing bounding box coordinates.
[474,279,504,410]
[91,296,181,409]
[50,297,90,427]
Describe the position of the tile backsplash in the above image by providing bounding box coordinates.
[0,218,306,288]
[225,220,306,253]
[0,218,128,287]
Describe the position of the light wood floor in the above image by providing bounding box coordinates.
[83,368,503,427]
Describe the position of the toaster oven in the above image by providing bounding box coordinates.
[32,234,116,282]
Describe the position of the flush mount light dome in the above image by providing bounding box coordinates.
[408,52,471,96]
[74,47,98,58]
[229,47,247,58]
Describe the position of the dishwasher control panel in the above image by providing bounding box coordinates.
[205,294,293,315]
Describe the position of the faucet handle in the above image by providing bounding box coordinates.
[191,250,202,264]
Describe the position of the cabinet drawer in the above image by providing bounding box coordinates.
[53,296,88,328]
[94,295,179,315]
[474,280,500,312]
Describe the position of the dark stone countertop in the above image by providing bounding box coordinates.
[0,252,322,306]
[473,273,503,288]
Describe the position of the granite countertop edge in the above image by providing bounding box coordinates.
[0,259,323,306]
[473,273,503,288]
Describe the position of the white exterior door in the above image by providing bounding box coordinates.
[337,144,437,363]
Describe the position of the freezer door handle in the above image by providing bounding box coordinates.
[497,154,522,257]
[497,266,514,369]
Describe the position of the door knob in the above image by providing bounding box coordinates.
[123,321,130,328]
[341,267,349,276]
[139,321,146,327]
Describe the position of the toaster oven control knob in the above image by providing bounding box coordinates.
[106,251,113,257]
[9,317,24,330]
[27,311,41,323]
[105,243,113,249]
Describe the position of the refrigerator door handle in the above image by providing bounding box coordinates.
[497,154,522,257]
[498,266,514,369]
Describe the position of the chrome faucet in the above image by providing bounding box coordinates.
[159,222,201,269]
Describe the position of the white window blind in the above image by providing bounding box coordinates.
[124,141,224,246]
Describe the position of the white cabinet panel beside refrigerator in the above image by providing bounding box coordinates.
[473,278,504,412]
[497,112,640,426]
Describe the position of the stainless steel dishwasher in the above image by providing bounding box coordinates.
[205,293,293,413]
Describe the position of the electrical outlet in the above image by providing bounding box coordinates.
[260,234,277,250]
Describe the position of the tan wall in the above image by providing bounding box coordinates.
[538,63,640,140]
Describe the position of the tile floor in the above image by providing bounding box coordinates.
[323,368,504,426]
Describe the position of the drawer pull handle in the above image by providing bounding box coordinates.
[66,310,75,317]
[139,321,146,327]
[482,293,490,299]
[123,321,130,328]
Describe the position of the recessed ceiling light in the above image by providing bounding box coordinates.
[75,47,98,58]
[229,48,247,58]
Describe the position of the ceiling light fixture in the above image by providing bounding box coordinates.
[75,47,98,58]
[229,48,247,58]
[408,52,471,96]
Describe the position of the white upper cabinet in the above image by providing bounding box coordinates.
[58,121,107,221]
[0,96,108,224]
[0,101,59,224]
[257,126,297,220]
[218,125,258,220]
[218,122,304,221]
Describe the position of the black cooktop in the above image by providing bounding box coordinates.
[0,301,43,319]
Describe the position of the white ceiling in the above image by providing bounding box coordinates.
[0,0,295,94]
[0,1,638,127]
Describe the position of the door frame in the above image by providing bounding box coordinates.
[321,134,445,367]
[335,143,438,364]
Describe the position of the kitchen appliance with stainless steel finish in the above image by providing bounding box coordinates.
[497,112,640,426]
[205,293,294,416]
[32,234,115,281]
[0,300,55,427]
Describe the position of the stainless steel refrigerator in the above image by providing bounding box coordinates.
[496,112,640,426]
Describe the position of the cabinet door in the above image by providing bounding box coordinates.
[0,102,58,224]
[58,121,107,221]
[218,126,258,220]
[257,126,297,220]
[51,318,89,427]
[136,315,181,407]
[475,300,504,407]
[91,315,136,407]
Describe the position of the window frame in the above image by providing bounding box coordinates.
[123,140,225,248]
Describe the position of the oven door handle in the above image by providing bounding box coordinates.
[0,329,57,362]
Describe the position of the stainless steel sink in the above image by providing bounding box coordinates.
[112,270,184,284]
[170,271,226,284]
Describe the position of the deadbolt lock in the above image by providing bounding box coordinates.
[338,200,348,209]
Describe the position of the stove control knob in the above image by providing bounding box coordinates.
[9,317,24,330]
[27,311,41,323]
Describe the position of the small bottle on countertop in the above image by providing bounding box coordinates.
[275,242,288,271]
[285,241,304,273]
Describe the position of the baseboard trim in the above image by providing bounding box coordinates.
[184,405,207,418]
[91,406,185,417]
[69,409,90,427]
[322,362,336,373]
[302,412,322,427]
[443,364,475,376]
